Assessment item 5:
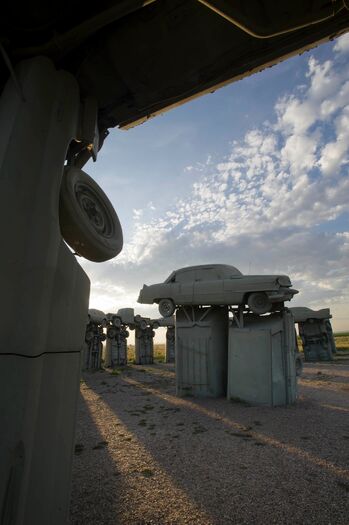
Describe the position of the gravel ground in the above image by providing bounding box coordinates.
[70,362,349,525]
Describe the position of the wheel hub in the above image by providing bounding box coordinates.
[75,182,114,238]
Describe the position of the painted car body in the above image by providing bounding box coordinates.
[138,264,298,307]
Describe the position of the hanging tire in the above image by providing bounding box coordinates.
[158,298,175,317]
[59,167,123,262]
[247,292,272,315]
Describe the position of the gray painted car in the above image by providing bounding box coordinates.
[138,264,298,317]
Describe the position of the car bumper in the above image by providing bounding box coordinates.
[268,288,299,302]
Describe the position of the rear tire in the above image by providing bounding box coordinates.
[247,292,272,315]
[159,298,175,318]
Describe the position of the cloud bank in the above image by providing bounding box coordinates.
[82,35,349,331]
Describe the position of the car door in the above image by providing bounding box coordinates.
[176,270,195,304]
[223,276,245,304]
[193,269,223,304]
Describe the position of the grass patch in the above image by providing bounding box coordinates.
[297,334,349,353]
[141,468,154,478]
[127,344,166,363]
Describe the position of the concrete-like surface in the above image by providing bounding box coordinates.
[70,362,349,525]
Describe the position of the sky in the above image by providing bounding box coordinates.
[80,33,349,341]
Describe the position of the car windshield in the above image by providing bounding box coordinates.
[164,271,176,284]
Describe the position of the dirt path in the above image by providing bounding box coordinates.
[70,363,349,525]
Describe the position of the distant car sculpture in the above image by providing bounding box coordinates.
[138,264,298,316]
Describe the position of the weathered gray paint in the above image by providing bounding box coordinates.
[84,323,105,370]
[138,264,298,312]
[227,311,297,406]
[105,327,128,367]
[290,307,336,361]
[289,307,331,323]
[299,320,335,361]
[175,306,228,397]
[152,316,175,327]
[165,326,176,363]
[0,58,90,524]
[135,323,154,365]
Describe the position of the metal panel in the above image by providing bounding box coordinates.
[227,311,297,406]
[165,326,176,363]
[175,306,228,397]
[227,329,272,405]
[0,353,81,525]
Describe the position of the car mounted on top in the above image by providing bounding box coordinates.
[137,264,298,316]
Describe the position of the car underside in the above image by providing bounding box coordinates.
[1,0,349,155]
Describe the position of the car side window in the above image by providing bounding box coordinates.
[196,269,217,281]
[176,270,196,283]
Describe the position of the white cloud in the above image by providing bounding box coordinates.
[82,39,349,331]
[333,32,349,54]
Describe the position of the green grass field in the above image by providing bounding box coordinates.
[334,334,349,352]
[296,333,349,360]
[127,344,166,363]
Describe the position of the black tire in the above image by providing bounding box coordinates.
[140,319,147,330]
[85,330,94,342]
[107,327,118,339]
[247,292,272,315]
[159,298,175,318]
[113,317,121,328]
[59,167,123,262]
[152,321,160,329]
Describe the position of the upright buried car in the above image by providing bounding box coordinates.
[138,264,298,316]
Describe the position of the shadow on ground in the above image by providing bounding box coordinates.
[70,363,349,525]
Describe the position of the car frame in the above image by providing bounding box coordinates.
[138,264,298,316]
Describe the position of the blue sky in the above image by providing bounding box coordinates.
[81,33,349,338]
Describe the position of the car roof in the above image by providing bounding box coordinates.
[175,264,240,273]
[165,264,242,282]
